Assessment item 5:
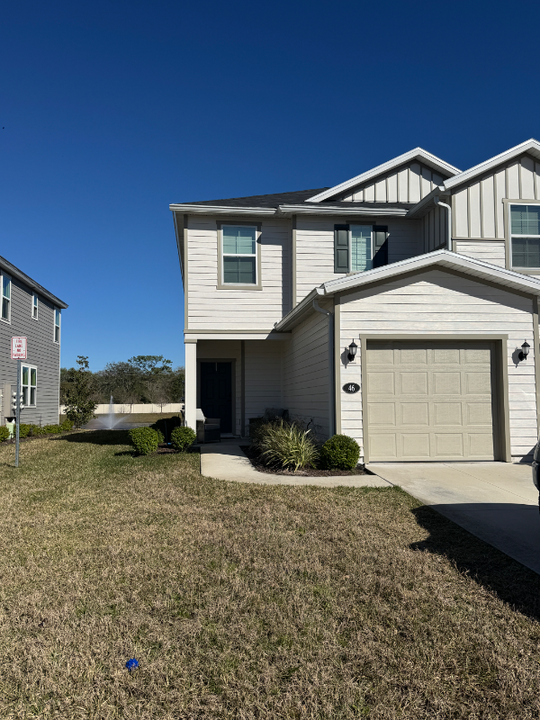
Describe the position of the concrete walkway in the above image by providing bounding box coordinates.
[368,462,540,575]
[200,441,391,488]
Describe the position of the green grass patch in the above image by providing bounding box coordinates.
[0,434,539,718]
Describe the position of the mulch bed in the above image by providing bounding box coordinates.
[241,445,367,476]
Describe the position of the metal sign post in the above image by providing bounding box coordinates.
[11,337,27,469]
[15,358,21,468]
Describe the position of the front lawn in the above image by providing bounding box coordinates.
[1,433,540,718]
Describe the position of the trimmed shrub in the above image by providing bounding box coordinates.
[257,420,319,472]
[155,429,165,444]
[320,434,360,471]
[31,425,47,436]
[151,415,182,443]
[18,424,32,438]
[43,424,62,434]
[0,426,9,443]
[129,427,159,456]
[60,419,74,432]
[170,426,196,452]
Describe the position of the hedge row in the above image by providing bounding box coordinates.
[0,419,74,443]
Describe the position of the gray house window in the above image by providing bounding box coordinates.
[511,204,540,268]
[22,365,37,406]
[32,293,38,320]
[1,272,11,322]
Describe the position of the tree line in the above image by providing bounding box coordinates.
[61,355,185,407]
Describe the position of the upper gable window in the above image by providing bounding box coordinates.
[221,225,259,286]
[1,272,11,322]
[510,204,540,269]
[54,308,61,343]
[334,225,388,273]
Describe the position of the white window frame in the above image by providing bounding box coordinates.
[509,202,540,270]
[218,223,262,289]
[54,308,61,343]
[32,293,39,320]
[1,271,11,323]
[21,364,37,407]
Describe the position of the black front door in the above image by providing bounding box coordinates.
[200,362,233,433]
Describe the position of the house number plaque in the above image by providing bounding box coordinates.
[343,383,360,394]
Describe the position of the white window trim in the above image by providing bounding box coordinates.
[54,308,61,343]
[508,201,540,271]
[217,222,262,290]
[21,363,38,408]
[32,293,39,321]
[1,271,11,324]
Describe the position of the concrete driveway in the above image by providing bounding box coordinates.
[367,462,540,575]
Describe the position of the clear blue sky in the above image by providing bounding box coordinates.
[2,0,539,371]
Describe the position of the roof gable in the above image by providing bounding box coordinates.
[307,148,461,203]
[444,139,540,190]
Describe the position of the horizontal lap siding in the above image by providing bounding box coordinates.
[244,341,282,425]
[296,217,423,304]
[0,276,61,425]
[282,308,330,438]
[188,217,291,330]
[338,269,536,460]
[453,154,540,239]
[455,241,506,267]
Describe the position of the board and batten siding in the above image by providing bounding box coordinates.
[453,154,540,239]
[295,217,423,305]
[187,216,292,331]
[455,241,506,267]
[422,205,448,252]
[282,306,330,438]
[338,269,537,461]
[340,162,446,204]
[0,274,61,425]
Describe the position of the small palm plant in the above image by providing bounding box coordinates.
[256,420,319,472]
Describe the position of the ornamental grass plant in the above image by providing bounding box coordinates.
[0,432,539,718]
[256,419,320,472]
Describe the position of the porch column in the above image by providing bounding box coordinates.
[184,339,197,431]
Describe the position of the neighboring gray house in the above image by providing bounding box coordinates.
[171,139,540,463]
[0,255,68,426]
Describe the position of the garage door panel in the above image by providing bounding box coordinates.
[366,341,495,461]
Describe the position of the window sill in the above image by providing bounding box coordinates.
[217,283,263,291]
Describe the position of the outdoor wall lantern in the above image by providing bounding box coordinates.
[347,340,358,362]
[519,341,531,361]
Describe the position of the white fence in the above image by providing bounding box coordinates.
[60,403,184,415]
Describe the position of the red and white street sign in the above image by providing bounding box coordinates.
[11,337,27,359]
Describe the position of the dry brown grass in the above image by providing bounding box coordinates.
[1,431,540,719]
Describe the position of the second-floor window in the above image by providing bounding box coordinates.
[221,225,258,285]
[54,308,61,343]
[32,293,38,320]
[1,272,11,322]
[334,225,388,273]
[510,204,540,269]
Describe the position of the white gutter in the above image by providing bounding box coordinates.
[277,204,408,217]
[312,290,335,436]
[434,196,452,251]
[169,204,276,215]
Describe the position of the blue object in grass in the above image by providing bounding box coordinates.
[125,658,139,671]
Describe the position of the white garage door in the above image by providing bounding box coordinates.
[366,340,496,461]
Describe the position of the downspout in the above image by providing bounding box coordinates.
[313,291,335,437]
[434,195,452,251]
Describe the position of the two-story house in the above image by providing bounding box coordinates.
[0,255,68,427]
[171,139,540,463]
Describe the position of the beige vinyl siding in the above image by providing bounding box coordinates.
[339,269,536,461]
[422,206,448,252]
[455,241,506,267]
[341,162,445,203]
[295,217,423,304]
[0,275,61,425]
[453,154,540,239]
[282,306,330,438]
[187,216,291,331]
[244,340,282,426]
